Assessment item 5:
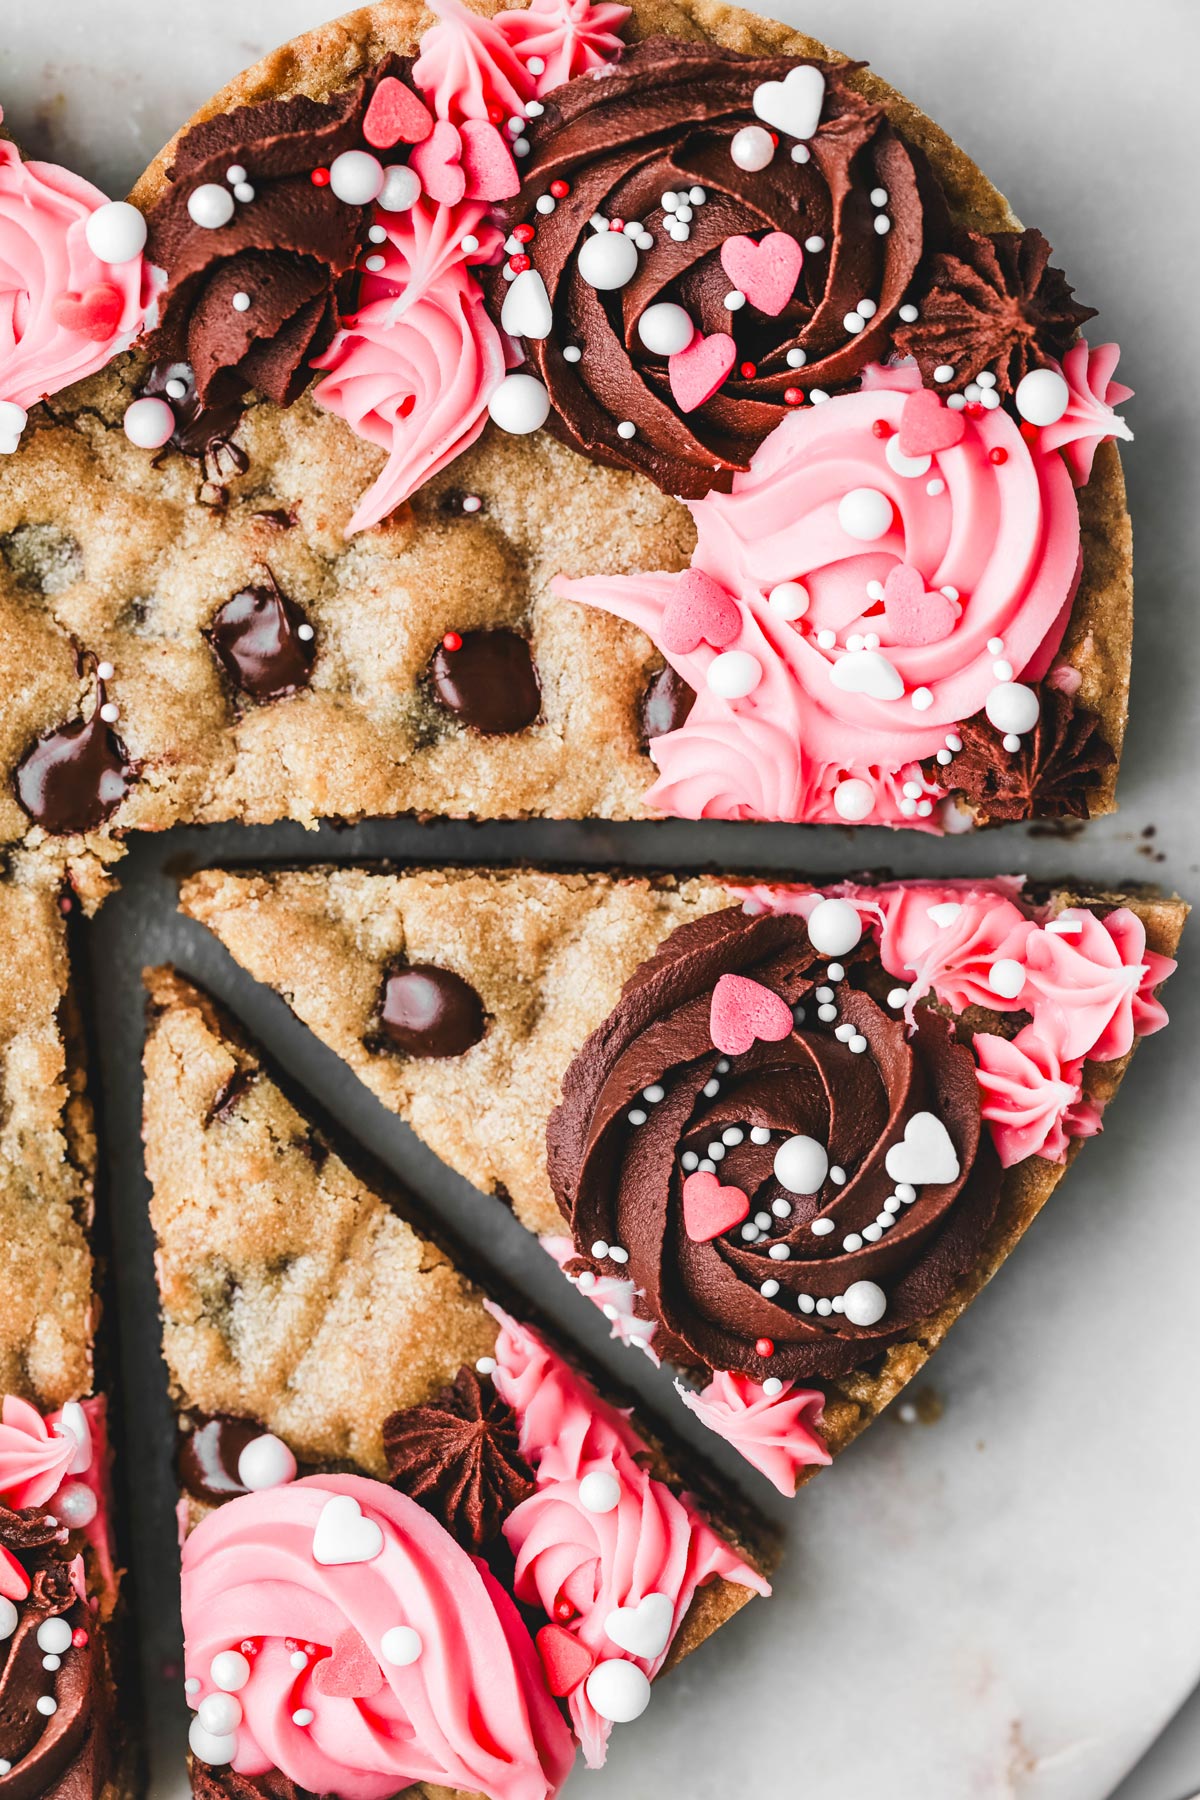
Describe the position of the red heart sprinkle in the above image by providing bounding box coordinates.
[458,119,520,202]
[881,563,958,647]
[660,570,741,655]
[719,232,803,317]
[668,331,736,414]
[51,283,125,342]
[897,388,966,458]
[409,121,467,206]
[709,973,794,1056]
[312,1627,383,1699]
[0,1544,30,1602]
[682,1170,751,1243]
[363,75,433,148]
[536,1623,594,1696]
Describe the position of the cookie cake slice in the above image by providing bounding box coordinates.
[179,864,1183,1495]
[142,966,775,1800]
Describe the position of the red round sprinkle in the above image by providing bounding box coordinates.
[965,402,984,418]
[784,387,804,406]
[553,1597,576,1622]
[508,253,531,274]
[739,361,757,379]
[871,418,893,438]
[989,446,1008,464]
[310,167,331,187]
[769,132,779,146]
[755,1337,775,1359]
[549,179,570,199]
[72,1628,89,1648]
[442,631,462,653]
[1020,420,1040,443]
[487,103,506,125]
[513,223,535,243]
[609,218,624,234]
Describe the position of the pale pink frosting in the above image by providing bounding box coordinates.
[311,198,509,533]
[0,128,155,428]
[182,1473,574,1800]
[487,1305,769,1768]
[494,0,631,91]
[972,1025,1100,1167]
[413,0,536,124]
[541,1232,660,1362]
[675,1371,829,1497]
[555,388,1081,825]
[871,882,1037,1017]
[1041,341,1133,487]
[0,1395,75,1507]
[1021,906,1176,1063]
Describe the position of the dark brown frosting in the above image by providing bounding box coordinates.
[144,58,415,408]
[639,664,696,747]
[894,226,1095,398]
[383,1367,534,1552]
[428,630,541,734]
[14,666,136,835]
[206,576,316,701]
[378,964,486,1058]
[493,38,945,497]
[177,1416,263,1504]
[547,905,1000,1382]
[926,685,1115,821]
[191,1765,316,1800]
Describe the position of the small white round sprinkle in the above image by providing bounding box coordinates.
[724,290,746,311]
[577,1272,596,1291]
[741,1223,760,1242]
[187,183,235,229]
[761,1376,784,1397]
[198,1693,242,1735]
[690,186,707,204]
[911,687,934,711]
[586,1660,652,1724]
[750,1127,772,1145]
[842,1234,863,1253]
[786,348,807,369]
[232,291,251,312]
[985,681,1040,736]
[37,1618,74,1656]
[896,1183,916,1203]
[329,149,385,205]
[1003,733,1021,752]
[364,253,386,273]
[843,311,865,335]
[817,629,837,650]
[579,1471,622,1514]
[874,215,891,234]
[830,1166,846,1185]
[992,658,1014,683]
[210,1651,251,1693]
[805,235,826,253]
[681,1150,699,1171]
[933,364,955,384]
[848,1035,868,1054]
[371,164,418,213]
[98,701,118,724]
[817,1004,837,1023]
[988,957,1026,1000]
[536,194,556,215]
[760,1278,780,1298]
[862,1223,883,1242]
[1015,367,1070,426]
[707,1142,726,1161]
[578,230,639,290]
[562,344,583,363]
[488,373,551,434]
[857,298,878,319]
[833,778,875,821]
[233,182,255,203]
[791,143,811,163]
[703,1079,720,1098]
[475,1355,497,1377]
[706,650,762,700]
[297,623,315,642]
[644,1084,665,1103]
[887,987,909,1009]
[0,1600,17,1642]
[226,165,247,185]
[730,124,775,171]
[843,1280,887,1326]
[616,420,637,440]
[884,1195,902,1215]
[85,199,148,264]
[592,1240,610,1259]
[237,1433,298,1492]
[185,1678,201,1696]
[627,1107,647,1125]
[722,1127,744,1146]
[755,1211,771,1230]
[869,187,889,207]
[766,580,809,621]
[926,477,946,496]
[292,1709,315,1728]
[37,1696,58,1717]
[189,1718,237,1766]
[527,54,545,73]
[899,303,919,323]
[53,1480,97,1527]
[635,232,654,251]
[796,1293,814,1314]
[636,301,696,358]
[513,138,531,157]
[834,1023,855,1044]
[837,487,893,541]
[610,1246,629,1265]
[947,393,967,410]
[809,1219,836,1240]
[806,897,863,958]
[675,204,693,223]
[766,1243,790,1261]
[289,1651,308,1672]
[123,396,176,450]
[827,962,845,982]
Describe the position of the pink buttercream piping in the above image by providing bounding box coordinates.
[0,125,156,434]
[554,388,1081,825]
[182,1473,574,1800]
[973,1025,1100,1167]
[494,0,631,91]
[675,1371,829,1497]
[541,1233,660,1363]
[1020,906,1175,1063]
[486,1305,769,1769]
[1041,341,1134,487]
[0,1395,76,1508]
[413,0,538,124]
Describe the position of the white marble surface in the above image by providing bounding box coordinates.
[5,3,1200,1798]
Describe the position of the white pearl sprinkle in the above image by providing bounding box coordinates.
[364,254,386,272]
[750,1127,772,1145]
[627,1107,647,1125]
[830,1166,847,1185]
[911,687,934,711]
[703,1079,720,1098]
[513,138,530,157]
[690,186,707,204]
[617,421,637,440]
[380,1626,423,1666]
[635,231,654,251]
[761,1278,780,1298]
[563,345,582,362]
[681,1150,699,1171]
[809,387,831,404]
[536,195,556,215]
[741,1223,760,1241]
[755,1210,771,1230]
[849,1035,868,1054]
[84,199,148,264]
[592,1240,610,1259]
[772,1198,792,1218]
[786,348,807,368]
[816,1298,833,1316]
[293,1709,314,1728]
[834,1023,855,1043]
[810,1218,835,1237]
[644,1084,665,1103]
[862,1223,883,1242]
[725,290,746,311]
[768,1243,791,1260]
[460,234,480,253]
[797,1294,815,1314]
[926,477,946,496]
[946,393,967,410]
[187,183,236,229]
[992,659,1014,682]
[978,370,997,389]
[99,701,119,723]
[874,215,891,234]
[37,1697,58,1717]
[707,1141,725,1161]
[842,1233,863,1252]
[610,1245,629,1265]
[817,1004,837,1023]
[579,1471,622,1514]
[899,303,919,323]
[870,187,889,207]
[233,182,255,203]
[723,1126,744,1145]
[762,1377,784,1396]
[527,54,545,73]
[934,364,955,383]
[730,125,775,172]
[888,987,908,1009]
[232,291,251,312]
[844,311,865,335]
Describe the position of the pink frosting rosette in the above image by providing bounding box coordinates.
[0,1395,76,1508]
[872,882,1038,1016]
[413,0,536,124]
[487,1306,769,1769]
[675,1371,829,1498]
[494,0,631,91]
[973,1025,1102,1167]
[0,126,155,440]
[311,197,509,534]
[1021,907,1176,1063]
[182,1473,574,1800]
[1040,341,1133,487]
[556,385,1081,825]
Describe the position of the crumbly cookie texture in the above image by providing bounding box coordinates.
[0,862,96,1407]
[1,0,1130,910]
[143,966,774,1610]
[178,865,1187,1465]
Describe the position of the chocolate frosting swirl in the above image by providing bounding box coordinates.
[495,39,944,496]
[926,686,1115,822]
[383,1367,535,1552]
[548,906,1001,1382]
[144,58,414,408]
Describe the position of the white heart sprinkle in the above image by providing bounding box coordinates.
[926,902,962,929]
[311,1493,385,1567]
[884,1113,960,1188]
[752,65,826,141]
[500,268,553,340]
[830,649,904,702]
[604,1593,674,1660]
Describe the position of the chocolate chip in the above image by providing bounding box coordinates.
[177,1415,262,1503]
[207,577,315,701]
[379,964,485,1058]
[142,359,248,472]
[14,678,135,835]
[429,630,540,734]
[639,664,696,747]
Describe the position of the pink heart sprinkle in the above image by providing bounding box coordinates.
[718,232,803,317]
[668,331,736,414]
[536,1623,594,1696]
[682,1171,751,1244]
[312,1627,384,1699]
[897,388,966,458]
[363,76,434,148]
[51,283,125,342]
[458,119,521,202]
[409,121,467,207]
[709,973,794,1056]
[660,570,741,655]
[882,563,959,647]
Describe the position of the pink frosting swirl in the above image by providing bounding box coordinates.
[556,387,1081,825]
[0,130,155,429]
[312,197,508,533]
[872,882,1037,1017]
[182,1473,574,1800]
[675,1372,829,1498]
[1041,341,1133,487]
[0,1395,75,1508]
[1021,906,1176,1063]
[413,0,537,124]
[487,1306,769,1769]
[494,0,631,91]
[973,1025,1101,1167]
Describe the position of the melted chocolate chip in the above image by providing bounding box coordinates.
[206,578,315,701]
[639,664,696,747]
[379,964,485,1059]
[177,1416,262,1503]
[143,360,248,472]
[429,630,540,734]
[14,676,135,835]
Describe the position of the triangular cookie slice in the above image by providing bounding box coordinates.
[180,865,1183,1492]
[0,864,136,1797]
[143,968,774,1798]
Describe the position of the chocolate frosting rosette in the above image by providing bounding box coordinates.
[492,38,945,496]
[548,903,1001,1383]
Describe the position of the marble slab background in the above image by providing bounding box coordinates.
[3,3,1200,1797]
